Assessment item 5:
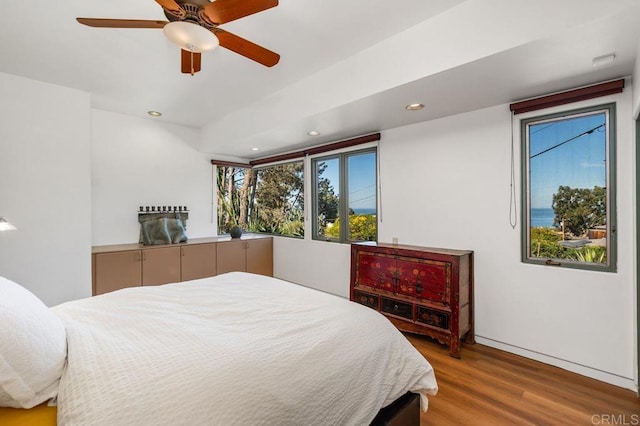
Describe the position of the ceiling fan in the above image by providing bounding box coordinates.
[77,0,280,75]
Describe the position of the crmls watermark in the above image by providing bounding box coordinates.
[592,414,640,425]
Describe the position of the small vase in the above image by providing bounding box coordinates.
[229,226,243,239]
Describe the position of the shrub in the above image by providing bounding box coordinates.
[530,227,564,258]
[325,214,376,241]
[569,246,607,264]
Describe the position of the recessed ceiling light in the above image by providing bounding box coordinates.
[307,130,320,136]
[251,147,260,151]
[592,53,615,67]
[148,111,162,117]
[405,103,424,111]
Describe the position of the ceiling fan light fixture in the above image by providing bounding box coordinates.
[163,21,219,53]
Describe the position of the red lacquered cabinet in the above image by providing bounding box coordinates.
[350,242,474,358]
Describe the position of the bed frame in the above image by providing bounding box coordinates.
[370,392,420,426]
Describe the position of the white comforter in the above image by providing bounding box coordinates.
[52,272,437,425]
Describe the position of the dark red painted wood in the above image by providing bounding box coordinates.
[249,133,381,166]
[510,79,624,115]
[350,243,474,358]
[210,160,251,168]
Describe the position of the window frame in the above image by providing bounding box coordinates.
[311,147,378,243]
[252,159,305,239]
[215,160,305,239]
[520,102,617,272]
[216,164,251,236]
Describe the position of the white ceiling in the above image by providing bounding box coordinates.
[1,0,639,159]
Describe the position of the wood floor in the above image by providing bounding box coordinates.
[406,335,640,425]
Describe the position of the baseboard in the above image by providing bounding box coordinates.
[475,336,637,392]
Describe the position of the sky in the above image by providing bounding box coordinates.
[528,111,607,209]
[319,151,377,211]
[348,152,377,211]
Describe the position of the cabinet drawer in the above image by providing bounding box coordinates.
[416,306,450,330]
[381,298,413,320]
[354,290,379,310]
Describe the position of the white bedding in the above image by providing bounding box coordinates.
[52,272,437,425]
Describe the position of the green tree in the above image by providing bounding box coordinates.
[253,163,304,237]
[552,185,606,236]
[217,166,247,233]
[316,162,339,237]
[217,162,306,237]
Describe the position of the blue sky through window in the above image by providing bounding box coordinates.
[529,112,606,209]
[318,151,377,212]
[348,152,376,211]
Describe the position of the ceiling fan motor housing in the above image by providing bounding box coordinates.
[165,0,219,29]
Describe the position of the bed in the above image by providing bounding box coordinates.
[0,272,438,425]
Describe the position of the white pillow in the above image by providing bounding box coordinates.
[0,276,67,408]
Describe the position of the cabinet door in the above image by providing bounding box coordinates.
[181,243,217,281]
[94,251,142,295]
[142,246,181,286]
[354,250,395,291]
[216,240,247,274]
[396,255,450,306]
[246,238,273,276]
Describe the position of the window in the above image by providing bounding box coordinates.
[217,165,249,234]
[253,162,304,237]
[312,149,377,243]
[216,161,304,237]
[521,103,616,271]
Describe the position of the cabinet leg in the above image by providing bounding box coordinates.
[449,336,461,359]
[464,329,476,345]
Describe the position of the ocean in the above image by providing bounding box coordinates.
[352,208,376,215]
[531,208,555,227]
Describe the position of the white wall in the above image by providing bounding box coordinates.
[0,72,92,306]
[274,88,637,390]
[91,110,216,245]
[634,41,640,119]
[380,92,636,390]
[274,238,351,297]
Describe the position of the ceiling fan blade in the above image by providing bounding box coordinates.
[181,49,202,75]
[155,0,185,19]
[76,18,168,29]
[216,30,279,67]
[203,0,278,24]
